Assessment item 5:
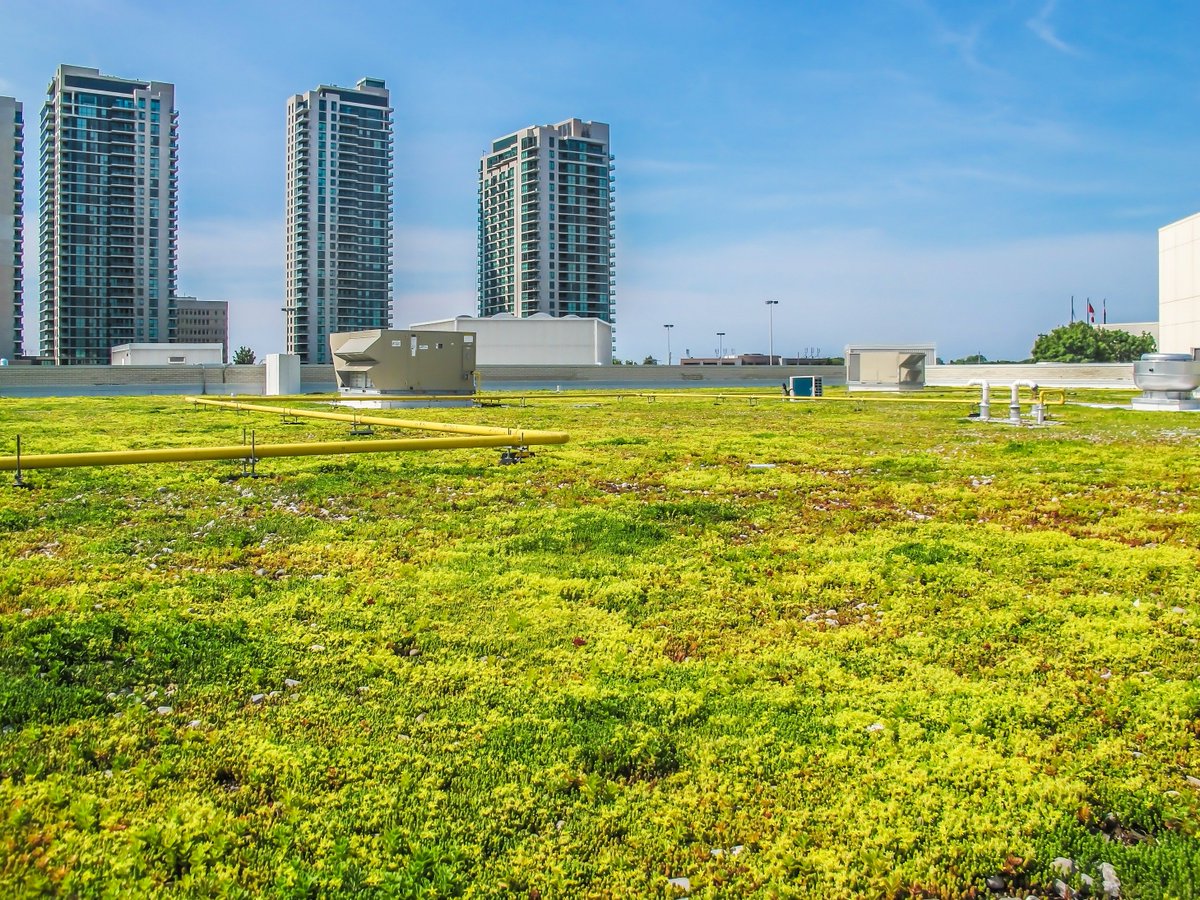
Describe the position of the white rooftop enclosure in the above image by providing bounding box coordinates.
[845,344,935,392]
[410,314,613,365]
[111,343,223,366]
[1159,212,1200,356]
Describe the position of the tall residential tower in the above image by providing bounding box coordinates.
[39,65,178,364]
[0,96,22,360]
[285,78,393,364]
[478,119,614,325]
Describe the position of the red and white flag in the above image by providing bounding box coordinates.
[1087,301,1095,324]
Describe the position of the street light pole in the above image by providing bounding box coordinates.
[765,299,779,364]
[664,324,674,366]
[716,332,726,362]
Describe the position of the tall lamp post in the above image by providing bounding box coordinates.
[664,323,674,366]
[716,332,726,363]
[765,299,779,364]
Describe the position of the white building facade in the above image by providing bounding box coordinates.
[39,65,179,364]
[285,78,394,365]
[111,342,223,365]
[1159,212,1200,356]
[478,119,614,328]
[0,96,22,361]
[411,313,612,365]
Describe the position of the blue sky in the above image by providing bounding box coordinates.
[4,0,1198,360]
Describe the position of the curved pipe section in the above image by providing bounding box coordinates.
[968,380,991,420]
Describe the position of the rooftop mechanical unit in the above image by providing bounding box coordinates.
[330,329,476,397]
[788,375,823,398]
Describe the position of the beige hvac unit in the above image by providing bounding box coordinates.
[329,330,476,395]
[845,344,935,392]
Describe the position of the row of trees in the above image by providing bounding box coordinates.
[1029,322,1156,363]
[948,324,1157,365]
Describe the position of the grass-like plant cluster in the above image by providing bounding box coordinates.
[0,392,1198,898]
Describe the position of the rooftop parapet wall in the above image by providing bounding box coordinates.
[927,363,1134,388]
[0,362,1138,396]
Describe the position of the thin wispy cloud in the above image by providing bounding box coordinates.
[903,0,1001,75]
[1027,0,1080,56]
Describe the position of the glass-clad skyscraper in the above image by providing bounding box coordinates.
[0,95,22,360]
[39,65,178,364]
[285,78,393,364]
[478,118,614,327]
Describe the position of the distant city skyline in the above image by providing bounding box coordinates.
[2,0,1197,362]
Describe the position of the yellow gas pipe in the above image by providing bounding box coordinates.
[0,398,568,473]
[187,397,569,445]
[0,434,566,472]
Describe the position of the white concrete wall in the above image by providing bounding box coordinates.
[3,362,1151,397]
[265,354,301,395]
[927,363,1134,388]
[1160,212,1200,355]
[411,315,613,365]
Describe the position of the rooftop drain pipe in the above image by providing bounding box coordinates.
[968,380,991,421]
[1009,381,1038,425]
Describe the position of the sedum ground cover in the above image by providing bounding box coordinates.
[0,391,1198,898]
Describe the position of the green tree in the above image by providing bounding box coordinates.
[1101,328,1158,362]
[642,355,659,365]
[1030,322,1155,363]
[232,346,257,365]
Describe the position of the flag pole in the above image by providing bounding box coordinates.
[1070,295,1075,324]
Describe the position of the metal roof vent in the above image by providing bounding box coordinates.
[1132,353,1200,411]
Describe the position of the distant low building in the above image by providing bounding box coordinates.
[111,343,224,366]
[1097,321,1159,343]
[411,314,613,365]
[681,354,815,366]
[174,297,229,362]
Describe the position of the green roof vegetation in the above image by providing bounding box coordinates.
[0,391,1197,897]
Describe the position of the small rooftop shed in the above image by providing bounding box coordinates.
[845,344,935,392]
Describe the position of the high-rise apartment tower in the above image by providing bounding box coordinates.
[39,65,178,364]
[478,119,614,326]
[0,96,22,360]
[285,78,393,364]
